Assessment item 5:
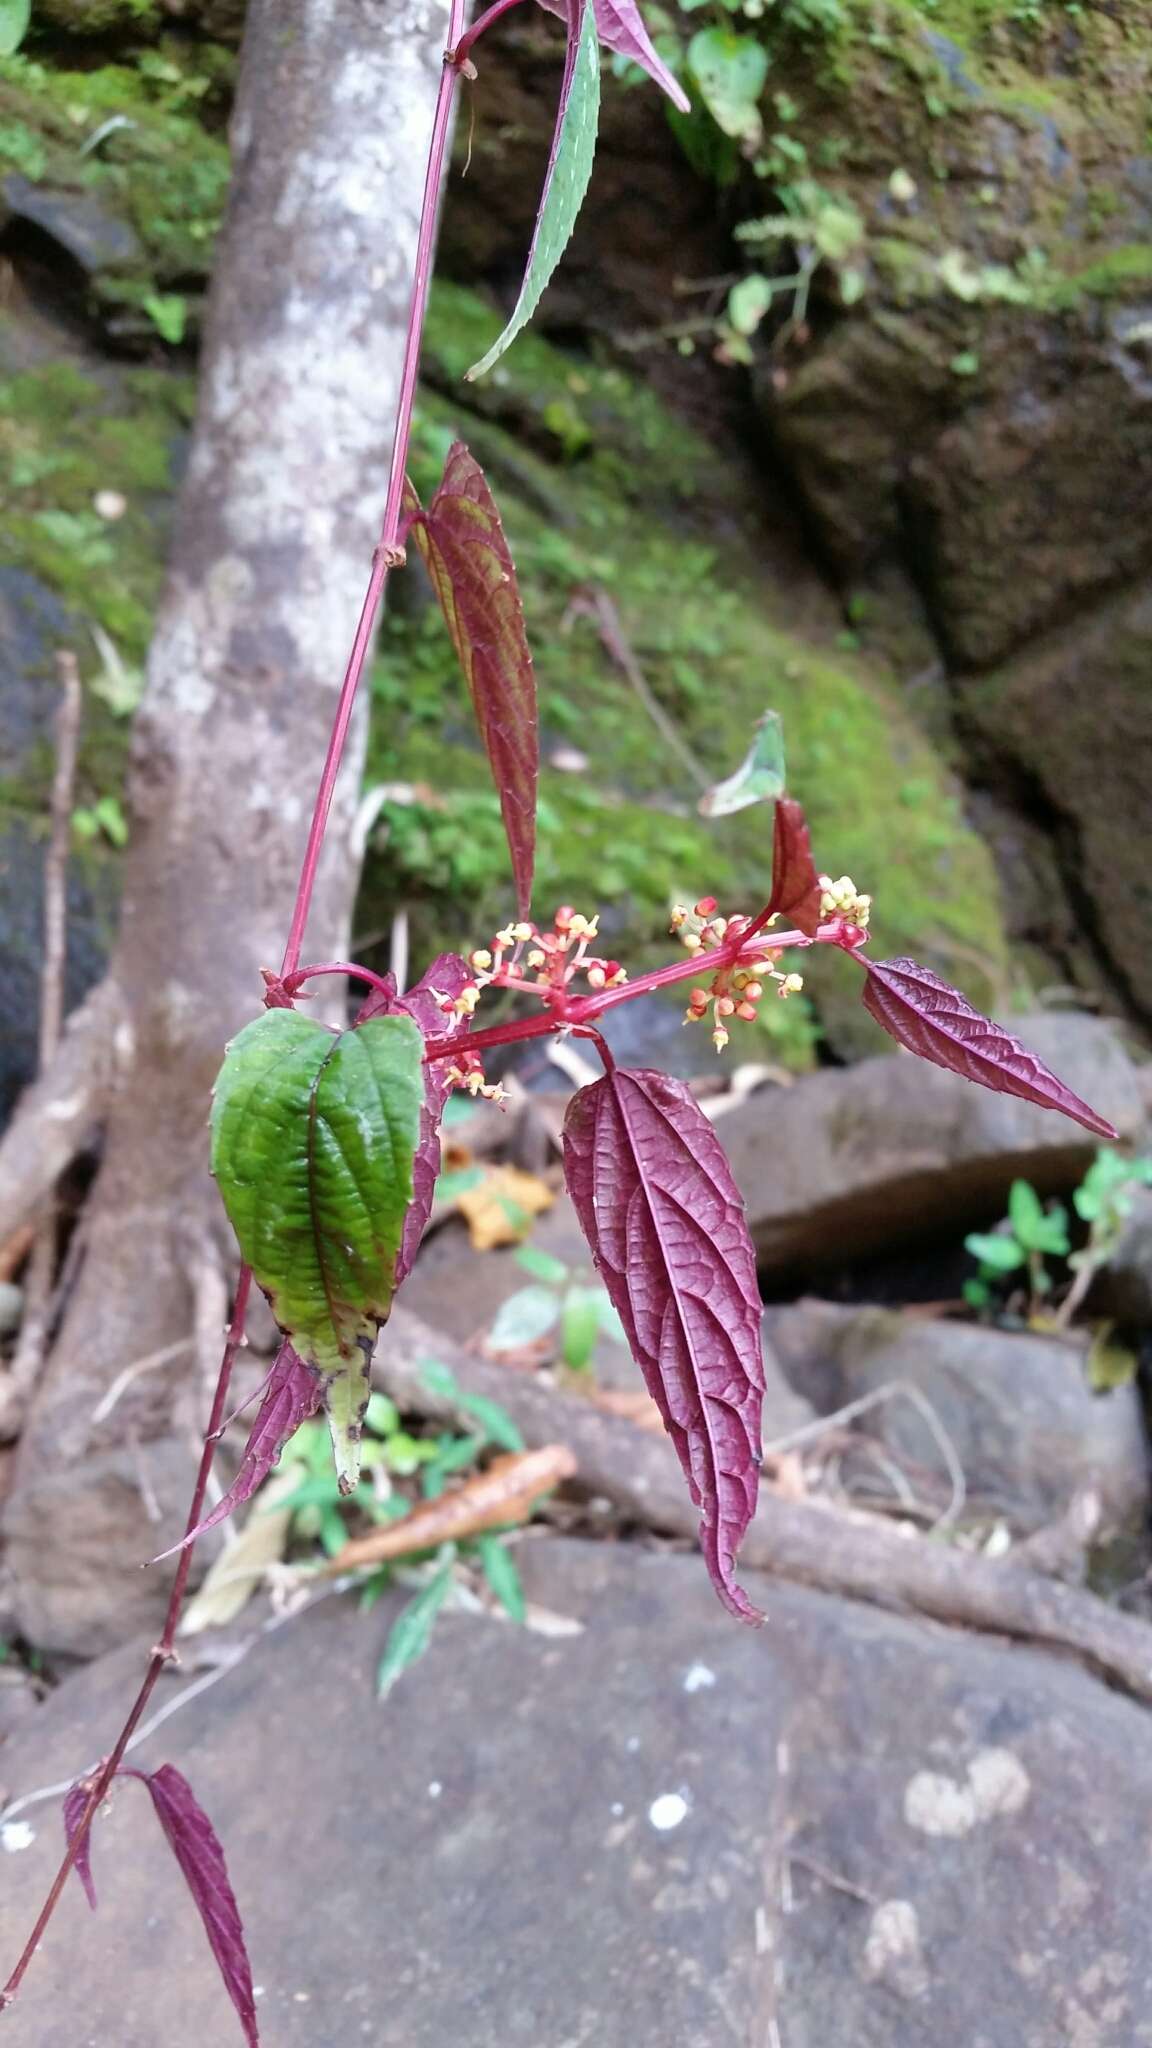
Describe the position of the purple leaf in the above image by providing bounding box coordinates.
[357,952,473,1285]
[62,1780,98,1910]
[144,1765,258,2048]
[537,0,690,111]
[407,450,538,915]
[766,796,823,936]
[563,1067,765,1622]
[152,1342,323,1561]
[861,957,1119,1138]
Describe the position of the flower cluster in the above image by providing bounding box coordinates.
[670,896,804,1052]
[466,906,628,1008]
[818,872,871,930]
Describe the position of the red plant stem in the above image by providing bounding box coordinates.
[280,0,471,981]
[0,1268,254,2012]
[3,0,473,2007]
[451,0,529,65]
[423,926,814,1065]
[288,960,398,1002]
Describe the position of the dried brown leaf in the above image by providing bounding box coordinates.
[326,1444,577,1572]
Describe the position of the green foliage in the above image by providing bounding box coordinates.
[0,0,30,56]
[210,1011,425,1487]
[265,1374,530,1691]
[963,1150,1152,1324]
[485,1245,625,1372]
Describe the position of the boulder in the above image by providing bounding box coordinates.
[717,1011,1146,1282]
[766,1298,1149,1537]
[2,1540,1152,2044]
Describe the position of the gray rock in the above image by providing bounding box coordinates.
[717,1012,1145,1281]
[1,175,145,278]
[1,1540,1152,2045]
[767,1298,1149,1537]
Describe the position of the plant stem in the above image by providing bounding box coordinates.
[280,0,471,981]
[2,0,471,2001]
[0,1268,254,2011]
[423,925,813,1065]
[451,0,528,65]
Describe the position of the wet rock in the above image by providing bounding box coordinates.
[719,1011,1145,1281]
[767,1298,1149,1537]
[1098,1185,1152,1326]
[2,1540,1152,2045]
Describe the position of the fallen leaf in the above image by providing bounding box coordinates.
[586,1387,666,1434]
[325,1444,577,1573]
[179,1460,306,1635]
[458,1166,555,1250]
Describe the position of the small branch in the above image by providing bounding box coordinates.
[0,654,85,1437]
[561,586,707,794]
[451,0,528,66]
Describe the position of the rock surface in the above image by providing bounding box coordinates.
[718,1012,1146,1281]
[767,1297,1149,1537]
[2,1540,1152,2045]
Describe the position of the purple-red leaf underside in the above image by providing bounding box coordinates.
[536,0,690,110]
[861,956,1118,1138]
[144,1765,258,2048]
[153,1341,323,1561]
[63,1780,98,1910]
[358,951,473,1284]
[563,1067,765,1622]
[765,797,823,936]
[408,447,538,916]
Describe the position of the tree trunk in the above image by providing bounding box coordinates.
[2,0,448,1655]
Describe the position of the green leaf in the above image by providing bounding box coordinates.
[467,0,601,380]
[559,1286,601,1372]
[0,0,31,56]
[1007,1179,1045,1244]
[698,709,786,818]
[686,28,767,143]
[420,1431,486,1499]
[474,1534,526,1623]
[142,293,188,346]
[727,274,775,338]
[515,1245,569,1284]
[487,1285,561,1352]
[376,1561,456,1699]
[964,1232,1026,1274]
[211,1010,425,1492]
[420,1360,526,1452]
[364,1391,399,1438]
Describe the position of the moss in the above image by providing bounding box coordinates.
[364,286,1010,1049]
[0,354,194,811]
[0,46,232,320]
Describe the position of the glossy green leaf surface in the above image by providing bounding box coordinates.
[211,1010,424,1489]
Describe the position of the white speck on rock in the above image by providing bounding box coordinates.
[683,1662,716,1693]
[1,1822,35,1853]
[611,1802,624,1817]
[864,1899,930,2000]
[649,1792,690,1832]
[427,1782,442,1799]
[625,1735,640,1752]
[905,1747,1031,1837]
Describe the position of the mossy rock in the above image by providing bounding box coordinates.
[728,1,1152,664]
[0,43,232,336]
[361,285,1010,1060]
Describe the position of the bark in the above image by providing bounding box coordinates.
[3,0,448,1656]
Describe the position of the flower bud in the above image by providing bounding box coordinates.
[586,966,607,989]
[470,949,492,972]
[695,896,717,917]
[736,1000,758,1022]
